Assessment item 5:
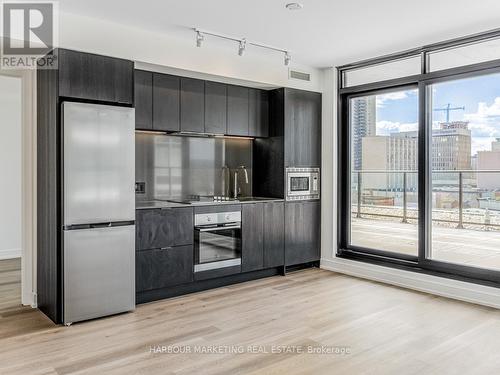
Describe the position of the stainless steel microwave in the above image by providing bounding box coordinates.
[286,167,320,201]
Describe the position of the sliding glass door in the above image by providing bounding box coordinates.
[428,72,500,272]
[348,87,419,258]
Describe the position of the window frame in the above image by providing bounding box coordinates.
[337,30,500,287]
[342,84,420,263]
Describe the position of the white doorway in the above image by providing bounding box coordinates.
[0,75,22,260]
[0,74,22,311]
[0,70,36,309]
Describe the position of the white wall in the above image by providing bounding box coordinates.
[320,68,336,262]
[0,75,22,259]
[58,12,322,92]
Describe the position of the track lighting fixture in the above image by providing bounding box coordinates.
[284,52,291,66]
[196,31,204,47]
[286,3,303,10]
[238,39,247,56]
[193,28,290,66]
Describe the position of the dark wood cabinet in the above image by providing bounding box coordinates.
[204,81,227,134]
[153,73,180,132]
[242,203,264,272]
[136,208,193,251]
[134,70,153,130]
[227,85,249,136]
[242,201,284,271]
[58,49,134,104]
[263,202,285,268]
[136,245,193,292]
[284,89,322,167]
[133,72,272,138]
[180,77,205,133]
[285,201,321,266]
[249,89,269,137]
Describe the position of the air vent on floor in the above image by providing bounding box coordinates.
[289,69,311,82]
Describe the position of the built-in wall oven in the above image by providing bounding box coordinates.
[286,167,320,201]
[194,210,242,272]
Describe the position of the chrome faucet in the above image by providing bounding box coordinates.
[233,166,249,199]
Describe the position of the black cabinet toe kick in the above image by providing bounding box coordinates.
[136,262,318,305]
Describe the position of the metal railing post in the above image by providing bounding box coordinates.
[357,171,362,218]
[402,172,408,223]
[457,171,464,229]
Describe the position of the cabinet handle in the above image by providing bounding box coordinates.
[160,247,172,251]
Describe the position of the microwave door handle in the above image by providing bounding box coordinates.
[196,224,241,232]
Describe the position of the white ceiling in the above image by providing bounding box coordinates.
[58,0,500,68]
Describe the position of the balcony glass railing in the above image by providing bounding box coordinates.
[351,170,500,230]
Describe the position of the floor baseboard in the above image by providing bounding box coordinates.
[321,257,500,309]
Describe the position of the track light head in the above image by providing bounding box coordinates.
[286,3,303,10]
[238,39,247,56]
[284,52,291,66]
[196,31,204,47]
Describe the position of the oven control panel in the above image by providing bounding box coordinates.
[195,211,241,226]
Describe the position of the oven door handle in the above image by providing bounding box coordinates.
[195,224,241,232]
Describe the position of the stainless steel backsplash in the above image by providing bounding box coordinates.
[135,133,253,200]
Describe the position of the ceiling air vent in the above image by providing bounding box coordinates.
[289,69,311,82]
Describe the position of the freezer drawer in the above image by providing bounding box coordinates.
[63,102,135,226]
[64,225,135,324]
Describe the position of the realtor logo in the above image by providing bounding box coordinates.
[1,1,58,69]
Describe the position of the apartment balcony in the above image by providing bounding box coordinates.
[351,170,500,271]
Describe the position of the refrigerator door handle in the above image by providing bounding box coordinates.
[64,220,135,231]
[91,223,112,229]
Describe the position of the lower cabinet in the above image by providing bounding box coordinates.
[136,245,193,292]
[285,201,321,266]
[242,203,264,272]
[263,202,285,268]
[242,202,284,272]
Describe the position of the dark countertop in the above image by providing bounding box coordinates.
[135,197,284,210]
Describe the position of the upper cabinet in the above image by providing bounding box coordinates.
[204,81,227,134]
[133,70,269,137]
[249,88,269,138]
[58,49,134,105]
[134,70,153,130]
[180,77,205,133]
[153,73,180,132]
[284,88,322,167]
[227,85,249,136]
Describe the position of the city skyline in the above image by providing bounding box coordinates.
[375,73,500,155]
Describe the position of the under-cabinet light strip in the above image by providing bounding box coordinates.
[135,130,255,140]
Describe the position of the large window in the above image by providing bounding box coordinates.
[349,88,419,256]
[338,31,500,285]
[429,73,500,271]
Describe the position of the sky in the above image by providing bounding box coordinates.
[374,72,500,155]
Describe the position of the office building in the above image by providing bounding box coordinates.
[351,96,376,171]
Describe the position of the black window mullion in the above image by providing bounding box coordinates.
[337,91,349,254]
[417,82,430,264]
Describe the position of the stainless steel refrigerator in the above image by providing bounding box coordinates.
[62,101,135,325]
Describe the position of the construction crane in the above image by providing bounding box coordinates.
[433,103,465,123]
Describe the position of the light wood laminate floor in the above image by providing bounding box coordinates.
[1,268,500,374]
